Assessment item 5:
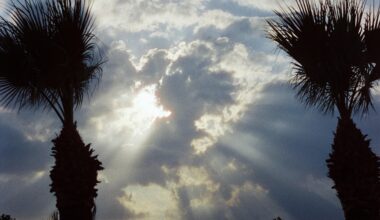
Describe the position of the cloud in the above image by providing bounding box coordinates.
[93,0,208,33]
[119,183,180,220]
[3,0,380,219]
[0,173,54,220]
[0,110,54,219]
[69,7,293,217]
[76,31,267,218]
[231,0,292,12]
[217,81,343,219]
[0,111,52,176]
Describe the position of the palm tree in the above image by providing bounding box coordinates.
[268,0,380,219]
[0,0,104,219]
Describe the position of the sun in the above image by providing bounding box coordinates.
[86,83,171,154]
[128,84,171,136]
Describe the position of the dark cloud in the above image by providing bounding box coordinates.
[0,112,51,175]
[96,182,142,220]
[138,49,170,84]
[1,174,54,220]
[0,111,54,219]
[195,17,271,51]
[207,0,272,17]
[217,81,344,219]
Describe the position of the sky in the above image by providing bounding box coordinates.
[1,0,380,219]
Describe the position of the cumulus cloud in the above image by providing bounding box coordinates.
[82,38,367,219]
[93,0,207,32]
[75,22,279,217]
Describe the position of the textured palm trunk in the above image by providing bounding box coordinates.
[50,123,103,220]
[326,117,380,220]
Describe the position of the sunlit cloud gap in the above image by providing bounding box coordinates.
[88,84,171,149]
[116,84,172,153]
[128,84,172,137]
[86,84,172,200]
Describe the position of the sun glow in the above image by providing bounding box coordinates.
[128,85,171,136]
[86,84,171,151]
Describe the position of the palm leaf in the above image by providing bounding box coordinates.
[0,0,104,119]
[267,0,380,116]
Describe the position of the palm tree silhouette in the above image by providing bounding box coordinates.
[268,0,380,219]
[0,0,104,219]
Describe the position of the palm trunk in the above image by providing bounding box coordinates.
[326,117,380,220]
[50,122,103,220]
[63,84,74,126]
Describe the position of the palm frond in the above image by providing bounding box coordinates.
[0,0,105,118]
[0,0,53,111]
[46,0,104,108]
[267,0,380,117]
